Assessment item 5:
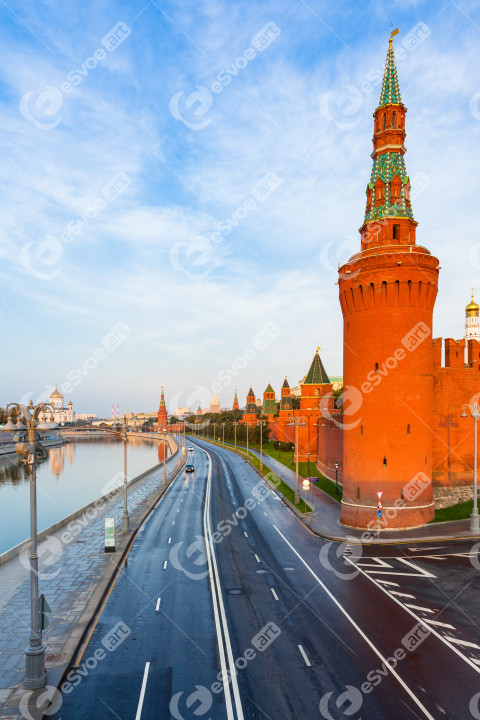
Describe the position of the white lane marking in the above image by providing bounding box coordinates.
[376,580,399,587]
[255,554,261,563]
[356,558,392,568]
[156,598,161,612]
[168,537,172,544]
[472,658,480,665]
[203,448,243,720]
[389,591,416,599]
[397,558,437,578]
[271,588,279,601]
[264,512,267,516]
[404,604,435,613]
[274,526,436,719]
[423,619,455,630]
[172,521,175,525]
[163,561,168,570]
[244,531,248,538]
[177,508,180,512]
[408,547,445,552]
[135,662,150,720]
[445,637,480,650]
[298,644,311,666]
[422,556,447,561]
[346,558,480,676]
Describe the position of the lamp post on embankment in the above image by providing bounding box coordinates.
[2,401,58,689]
[120,417,130,532]
[288,416,306,504]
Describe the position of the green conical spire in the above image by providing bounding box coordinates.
[159,387,166,408]
[264,383,274,394]
[304,349,330,385]
[378,34,402,107]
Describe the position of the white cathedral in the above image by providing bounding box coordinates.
[44,385,75,425]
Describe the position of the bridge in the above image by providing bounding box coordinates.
[60,426,122,436]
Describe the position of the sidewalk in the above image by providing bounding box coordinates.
[213,441,479,545]
[0,451,185,720]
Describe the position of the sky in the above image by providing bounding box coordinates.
[1,0,480,417]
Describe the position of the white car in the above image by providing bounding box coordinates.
[188,446,194,452]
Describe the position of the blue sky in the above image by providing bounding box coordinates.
[1,0,480,416]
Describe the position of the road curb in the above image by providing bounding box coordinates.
[191,438,480,546]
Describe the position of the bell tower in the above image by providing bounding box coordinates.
[338,31,440,529]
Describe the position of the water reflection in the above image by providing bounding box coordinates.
[0,437,168,553]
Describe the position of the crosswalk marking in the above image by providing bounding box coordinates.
[389,591,416,599]
[423,619,455,630]
[404,603,435,613]
[444,637,480,650]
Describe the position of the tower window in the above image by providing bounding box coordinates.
[382,113,386,130]
[383,456,387,468]
[407,424,410,435]
[393,224,400,239]
[360,425,363,435]
[357,487,360,499]
[392,111,396,128]
[375,362,379,373]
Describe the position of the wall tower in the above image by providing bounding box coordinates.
[338,32,440,529]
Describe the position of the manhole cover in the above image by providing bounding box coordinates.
[46,654,64,663]
[283,567,295,572]
[227,589,244,595]
[256,569,267,574]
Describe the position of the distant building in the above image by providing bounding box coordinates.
[41,385,75,425]
[209,393,221,413]
[76,413,97,421]
[175,406,191,416]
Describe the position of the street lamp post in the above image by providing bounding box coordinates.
[2,401,58,689]
[257,419,265,472]
[246,423,249,458]
[307,452,311,478]
[121,418,130,531]
[213,423,216,443]
[233,421,238,451]
[288,416,306,504]
[461,403,480,532]
[222,422,225,445]
[335,461,339,495]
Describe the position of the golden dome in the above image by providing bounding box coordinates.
[50,384,63,398]
[466,290,479,317]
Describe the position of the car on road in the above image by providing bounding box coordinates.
[188,446,194,451]
[185,463,194,473]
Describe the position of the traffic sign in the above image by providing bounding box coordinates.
[377,501,383,510]
[377,509,382,519]
[303,479,310,489]
[377,491,383,500]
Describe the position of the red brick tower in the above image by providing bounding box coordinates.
[232,390,239,411]
[157,387,168,430]
[338,32,440,529]
[280,378,293,413]
[242,387,258,426]
[262,383,276,420]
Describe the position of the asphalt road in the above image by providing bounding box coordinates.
[49,440,480,720]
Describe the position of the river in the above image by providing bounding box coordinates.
[0,437,168,554]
